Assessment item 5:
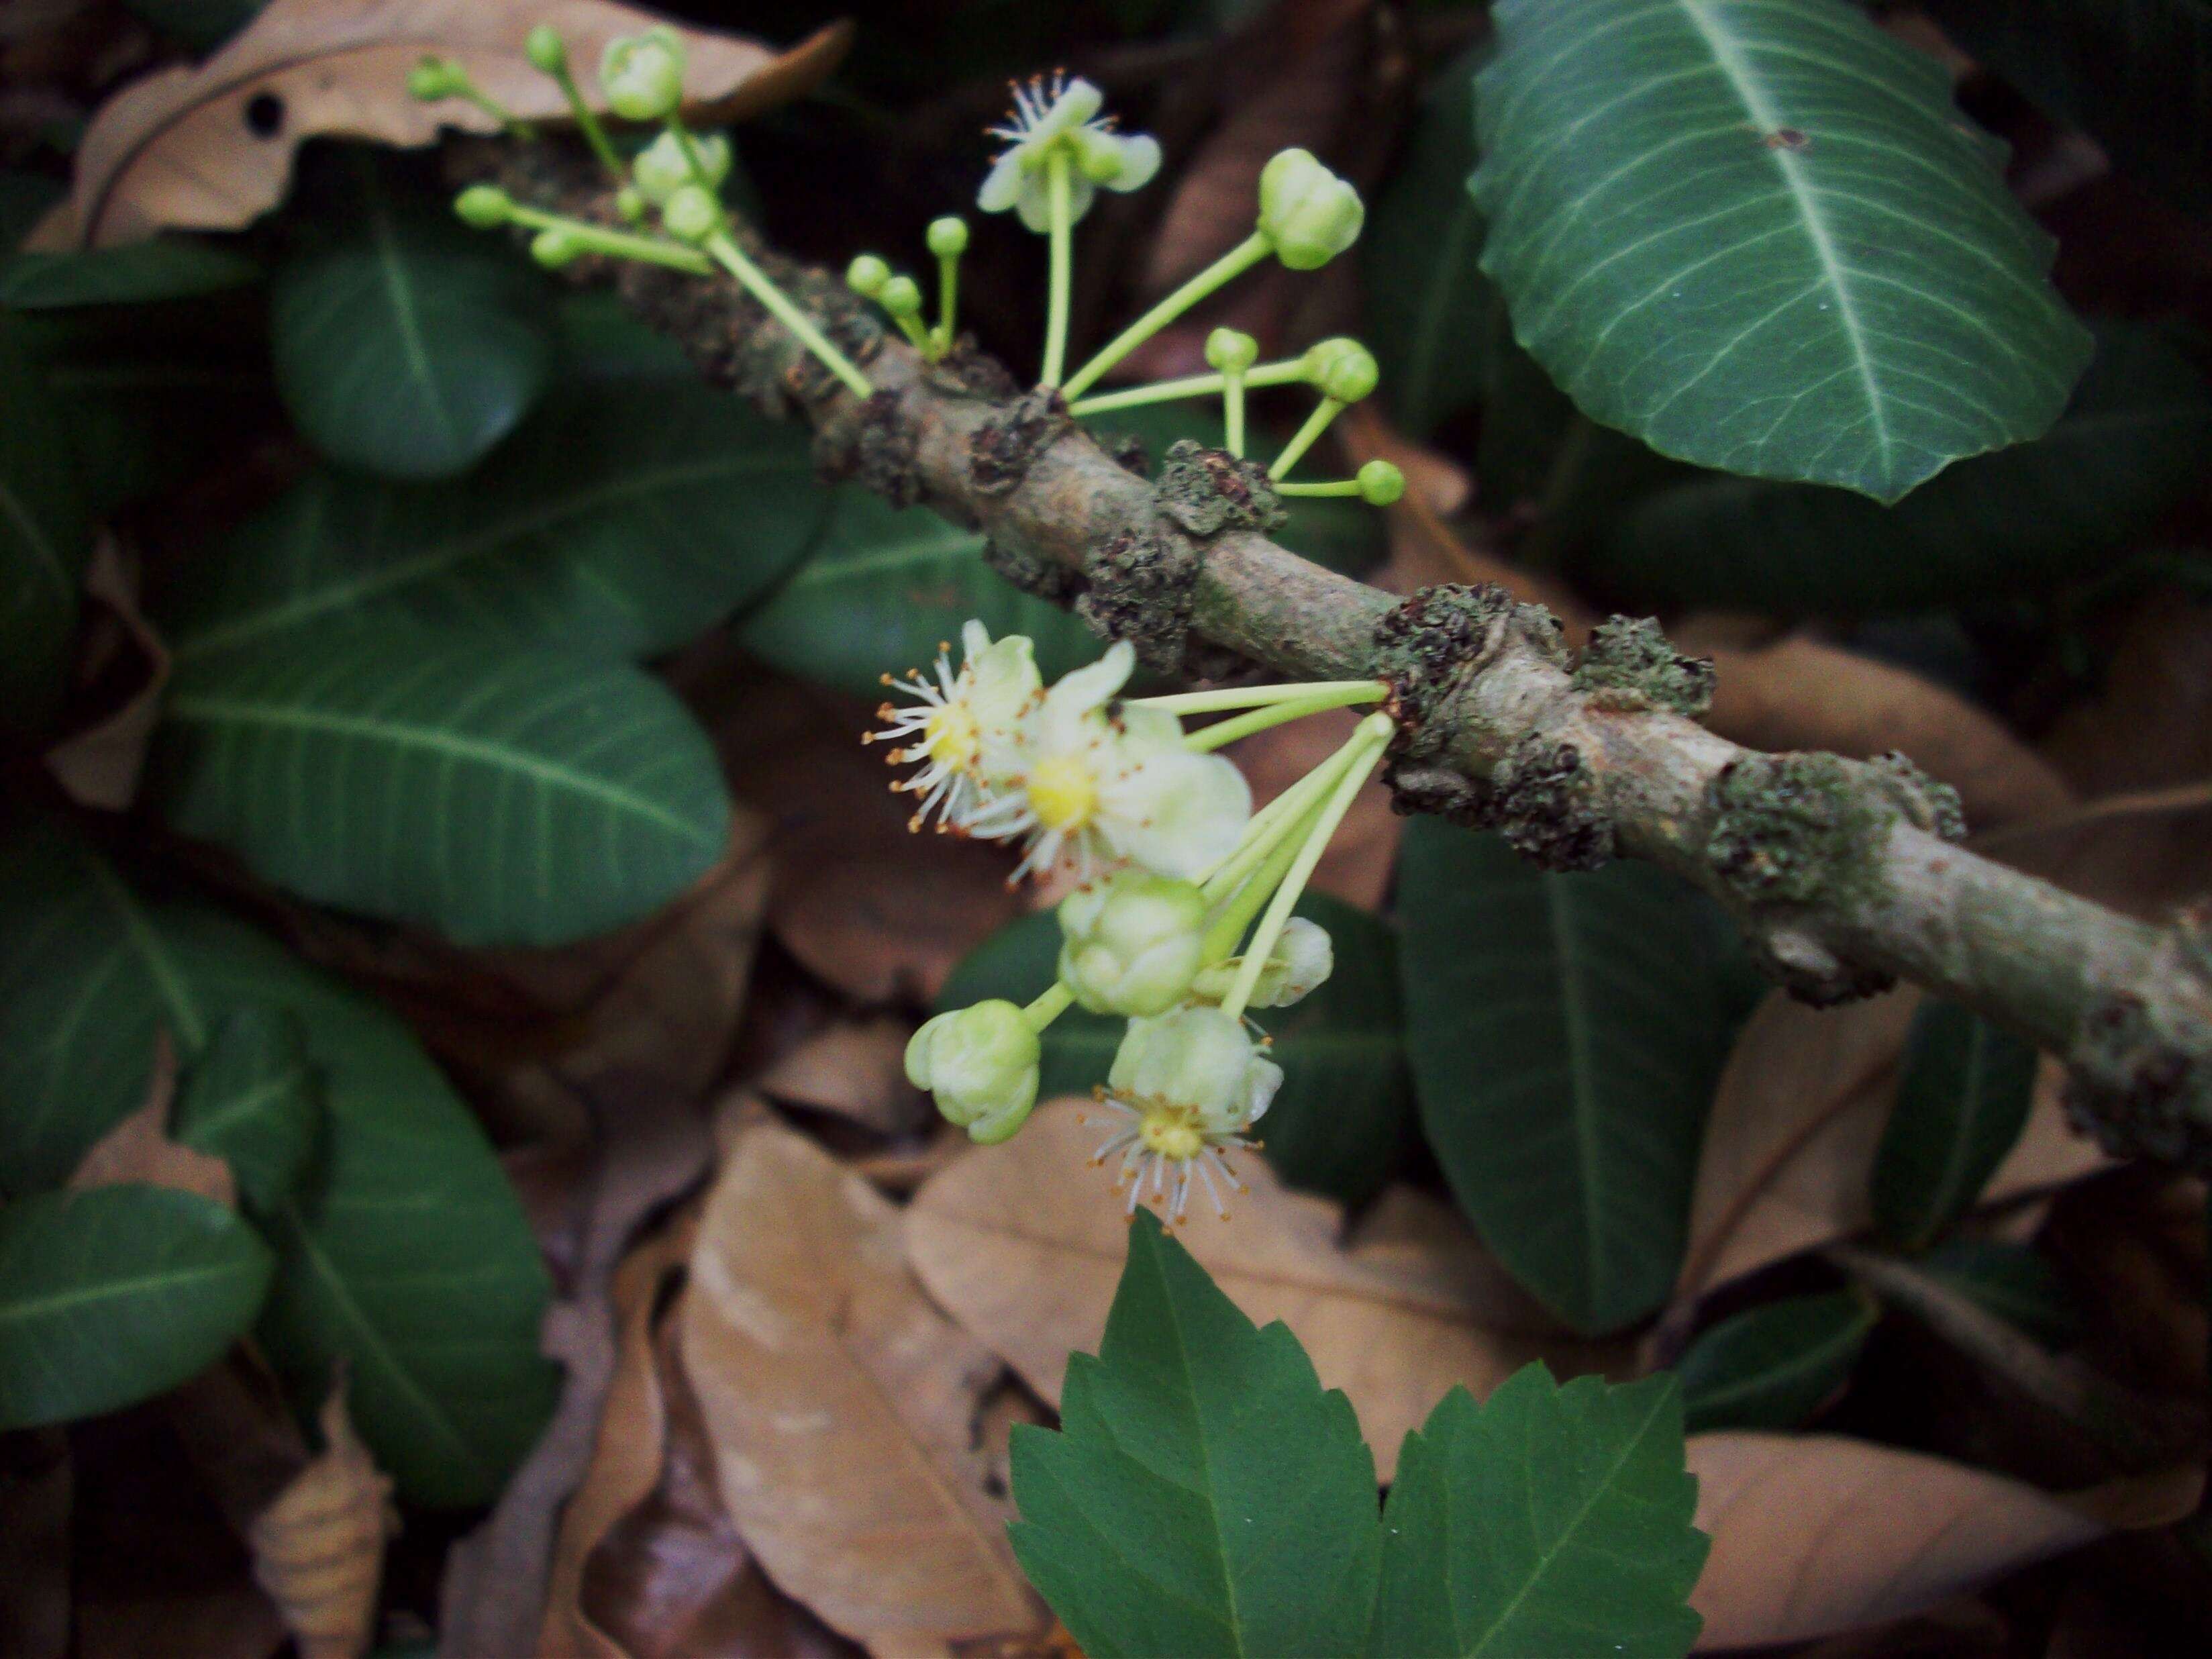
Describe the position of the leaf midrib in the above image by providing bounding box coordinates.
[1687,1307,1868,1417]
[0,476,71,607]
[1544,876,1605,1317]
[0,1257,254,1325]
[162,691,719,847]
[368,189,462,455]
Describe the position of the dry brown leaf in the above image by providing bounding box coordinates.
[1671,989,2105,1311]
[678,1123,1038,1649]
[45,534,170,812]
[754,1015,927,1136]
[66,1035,236,1207]
[2042,591,2212,796]
[538,1219,697,1659]
[1227,707,1401,910]
[1973,785,2212,923]
[906,1101,1621,1482]
[247,1383,398,1659]
[1686,1432,2103,1652]
[46,0,852,248]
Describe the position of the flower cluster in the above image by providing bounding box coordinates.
[890,624,1397,1224]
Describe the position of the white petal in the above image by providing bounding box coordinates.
[1103,133,1162,193]
[1048,642,1136,720]
[978,148,1025,213]
[1101,748,1252,881]
[1064,174,1099,226]
[1015,175,1055,233]
[961,619,993,658]
[1036,78,1103,141]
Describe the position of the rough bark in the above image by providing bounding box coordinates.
[510,161,2212,1176]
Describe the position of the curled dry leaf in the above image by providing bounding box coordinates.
[47,0,852,248]
[1686,1432,2103,1651]
[754,1015,927,1137]
[678,1122,1038,1649]
[1670,989,2105,1311]
[905,1100,1622,1482]
[45,534,170,813]
[248,1383,399,1659]
[66,1034,236,1207]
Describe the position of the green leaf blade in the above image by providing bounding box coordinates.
[0,1185,273,1430]
[1870,1000,2040,1252]
[1397,821,1734,1333]
[0,237,260,309]
[1370,1366,1706,1659]
[1474,0,2093,501]
[174,1006,323,1217]
[1675,1289,1877,1434]
[1009,1211,1382,1659]
[152,634,732,946]
[0,315,90,737]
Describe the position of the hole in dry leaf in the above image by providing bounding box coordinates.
[244,93,285,138]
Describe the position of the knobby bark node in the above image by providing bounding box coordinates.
[461,136,2212,1174]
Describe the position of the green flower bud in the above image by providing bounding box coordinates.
[599,27,687,122]
[524,25,566,75]
[1303,336,1378,403]
[1256,147,1364,270]
[926,215,969,258]
[1108,1006,1280,1134]
[615,185,646,224]
[530,228,581,268]
[1058,871,1208,1017]
[907,1001,1041,1142]
[846,253,891,297]
[879,274,923,317]
[1192,915,1334,1009]
[1357,458,1406,505]
[453,185,512,229]
[632,129,729,205]
[660,183,721,244]
[1205,328,1259,375]
[407,56,456,101]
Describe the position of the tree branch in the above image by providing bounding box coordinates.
[513,154,2212,1176]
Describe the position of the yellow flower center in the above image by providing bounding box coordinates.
[1027,754,1097,832]
[921,701,980,772]
[1138,1106,1204,1162]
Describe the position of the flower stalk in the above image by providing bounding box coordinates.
[1060,232,1270,401]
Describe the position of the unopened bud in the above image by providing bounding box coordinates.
[1303,336,1378,403]
[530,228,582,268]
[660,183,720,244]
[407,56,456,101]
[1257,147,1364,270]
[453,185,513,229]
[927,215,970,258]
[1108,1006,1281,1133]
[879,274,923,317]
[524,26,566,75]
[846,253,891,297]
[907,1001,1041,1142]
[599,28,686,122]
[1357,458,1405,505]
[1059,871,1208,1017]
[1205,328,1259,375]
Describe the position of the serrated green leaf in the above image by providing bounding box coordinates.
[1925,0,2212,211]
[150,632,732,946]
[270,162,553,479]
[174,1006,323,1217]
[936,893,1412,1204]
[1368,1364,1706,1659]
[0,825,556,1503]
[1921,1238,2082,1350]
[0,314,90,738]
[164,379,826,664]
[1591,321,2212,613]
[1474,0,2092,501]
[0,237,260,310]
[1363,45,1491,436]
[0,1185,274,1430]
[1675,1289,1876,1434]
[1397,821,1735,1334]
[1871,1000,2040,1252]
[1009,1210,1381,1659]
[741,486,1104,698]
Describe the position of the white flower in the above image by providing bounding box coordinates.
[869,621,1041,834]
[962,641,1252,883]
[907,1000,1040,1142]
[1191,915,1334,1009]
[977,73,1162,232]
[1058,870,1207,1016]
[1087,1006,1283,1222]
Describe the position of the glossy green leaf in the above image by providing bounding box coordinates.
[936,894,1412,1204]
[1591,321,2212,613]
[1924,0,2212,211]
[166,379,826,664]
[1364,45,1490,436]
[1367,1365,1707,1659]
[0,1186,273,1430]
[1397,820,1735,1334]
[34,344,274,519]
[270,166,553,479]
[0,825,557,1504]
[0,238,259,310]
[1474,0,2092,501]
[174,1006,323,1217]
[1871,1000,2039,1252]
[0,314,89,738]
[1009,1211,1381,1659]
[742,487,1103,698]
[1675,1289,1877,1434]
[151,632,732,946]
[1921,1238,2082,1350]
